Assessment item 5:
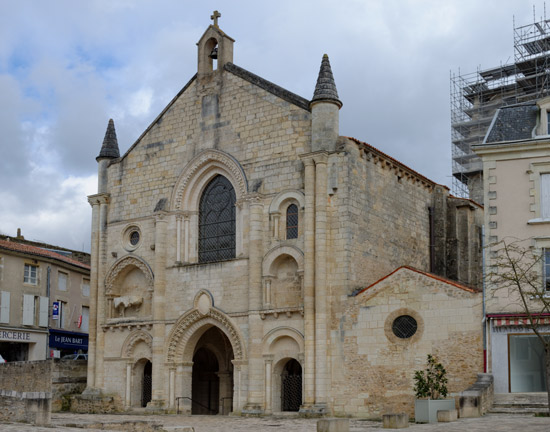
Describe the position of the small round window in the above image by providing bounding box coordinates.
[392,315,418,339]
[129,230,140,246]
[123,225,142,251]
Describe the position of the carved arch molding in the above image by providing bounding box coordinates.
[166,307,246,364]
[171,149,248,211]
[104,256,154,295]
[122,330,153,358]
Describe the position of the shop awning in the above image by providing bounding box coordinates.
[487,313,550,327]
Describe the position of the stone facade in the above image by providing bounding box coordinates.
[85,18,483,417]
[474,97,550,395]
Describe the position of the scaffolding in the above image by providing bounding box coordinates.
[451,13,550,199]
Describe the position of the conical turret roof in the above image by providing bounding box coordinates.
[311,54,342,109]
[97,118,120,160]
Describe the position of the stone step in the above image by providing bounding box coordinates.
[489,406,548,415]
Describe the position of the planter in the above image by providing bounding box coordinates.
[414,399,455,423]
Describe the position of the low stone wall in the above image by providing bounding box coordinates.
[52,359,87,411]
[70,388,124,414]
[459,373,494,417]
[0,360,51,392]
[0,361,52,425]
[0,390,51,425]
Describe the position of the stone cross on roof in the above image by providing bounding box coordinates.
[211,10,221,27]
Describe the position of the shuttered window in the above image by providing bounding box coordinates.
[58,272,68,291]
[541,174,550,218]
[81,306,89,332]
[0,291,10,323]
[39,296,49,327]
[22,294,35,325]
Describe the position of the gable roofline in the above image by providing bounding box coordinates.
[224,63,310,111]
[354,265,479,297]
[117,73,197,162]
[0,239,91,271]
[346,137,450,192]
[196,24,235,44]
[115,62,312,163]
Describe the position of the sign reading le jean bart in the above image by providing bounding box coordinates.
[49,330,88,350]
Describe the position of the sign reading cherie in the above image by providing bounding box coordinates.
[1,330,31,341]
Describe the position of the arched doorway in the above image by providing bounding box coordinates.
[141,360,152,407]
[191,327,234,415]
[281,359,302,412]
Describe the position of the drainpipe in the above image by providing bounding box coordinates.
[482,225,487,373]
[428,207,435,273]
[46,266,51,359]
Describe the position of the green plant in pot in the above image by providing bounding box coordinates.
[413,354,454,423]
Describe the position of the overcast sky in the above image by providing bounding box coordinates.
[0,0,545,252]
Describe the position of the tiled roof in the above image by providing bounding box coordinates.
[354,265,479,297]
[0,239,90,271]
[311,54,342,108]
[97,118,120,160]
[484,102,538,143]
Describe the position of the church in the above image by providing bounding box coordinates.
[84,14,484,418]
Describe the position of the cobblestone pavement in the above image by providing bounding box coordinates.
[0,412,549,431]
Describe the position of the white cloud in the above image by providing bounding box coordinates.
[0,0,547,251]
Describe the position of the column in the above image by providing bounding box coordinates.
[243,195,264,413]
[301,157,316,408]
[179,361,193,414]
[264,355,274,414]
[149,212,168,408]
[218,371,233,415]
[95,194,110,387]
[272,212,281,239]
[125,362,132,407]
[169,367,176,408]
[183,212,190,262]
[85,195,101,389]
[176,214,182,263]
[314,153,328,407]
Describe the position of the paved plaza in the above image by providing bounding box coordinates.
[0,412,549,432]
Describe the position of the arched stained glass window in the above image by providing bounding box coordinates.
[199,175,236,263]
[286,204,299,239]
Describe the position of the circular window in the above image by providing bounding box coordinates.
[129,230,140,246]
[392,315,418,339]
[122,225,142,251]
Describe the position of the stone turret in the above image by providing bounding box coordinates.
[96,118,119,194]
[310,54,342,152]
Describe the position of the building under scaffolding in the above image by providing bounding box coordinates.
[451,16,550,203]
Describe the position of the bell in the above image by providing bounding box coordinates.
[209,47,218,60]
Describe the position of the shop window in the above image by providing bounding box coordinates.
[509,334,547,392]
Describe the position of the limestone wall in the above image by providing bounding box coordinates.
[0,360,52,425]
[52,359,87,411]
[331,267,483,418]
[106,71,310,224]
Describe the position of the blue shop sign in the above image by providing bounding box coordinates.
[49,329,88,350]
